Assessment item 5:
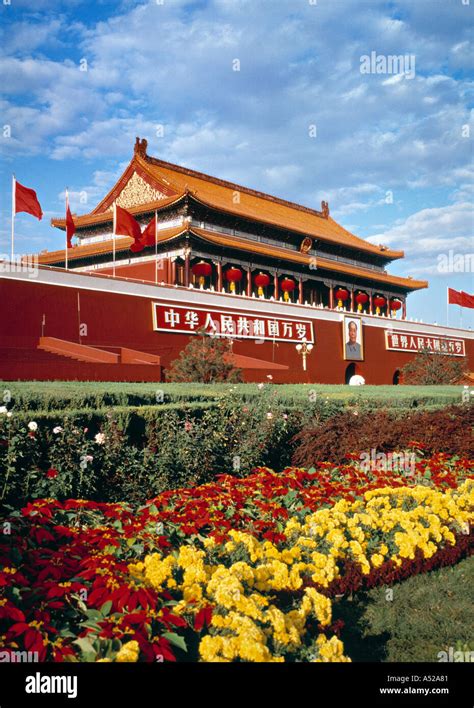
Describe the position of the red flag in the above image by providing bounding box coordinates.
[448,287,464,306]
[142,216,157,247]
[114,204,143,252]
[14,180,43,220]
[461,291,474,309]
[65,194,76,248]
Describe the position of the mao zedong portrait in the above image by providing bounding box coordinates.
[345,320,362,360]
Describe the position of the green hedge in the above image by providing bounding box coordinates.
[0,382,468,509]
[1,393,345,506]
[0,381,466,413]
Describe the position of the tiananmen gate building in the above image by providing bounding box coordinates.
[1,137,472,383]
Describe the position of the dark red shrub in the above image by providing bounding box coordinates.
[291,404,474,467]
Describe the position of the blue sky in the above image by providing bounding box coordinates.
[1,0,473,327]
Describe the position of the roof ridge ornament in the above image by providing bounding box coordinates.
[134,137,148,158]
[321,200,329,218]
[299,236,312,254]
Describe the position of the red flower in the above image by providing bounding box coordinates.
[0,602,25,622]
[194,606,213,631]
[46,468,59,479]
[7,622,48,660]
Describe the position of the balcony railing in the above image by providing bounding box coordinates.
[190,219,386,273]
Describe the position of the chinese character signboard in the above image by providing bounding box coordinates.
[385,330,466,357]
[152,302,314,343]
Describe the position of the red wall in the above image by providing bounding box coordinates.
[1,278,472,384]
[97,259,168,283]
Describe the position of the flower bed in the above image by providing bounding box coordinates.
[0,456,472,662]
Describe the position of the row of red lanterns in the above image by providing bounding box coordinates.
[191,263,402,313]
[334,287,401,314]
[255,272,296,300]
[191,263,297,299]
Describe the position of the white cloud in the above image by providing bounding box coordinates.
[368,201,474,277]
[2,0,473,325]
[59,164,128,213]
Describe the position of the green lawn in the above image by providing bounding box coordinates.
[334,556,474,662]
[0,381,466,413]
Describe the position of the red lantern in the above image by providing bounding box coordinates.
[225,267,242,293]
[334,287,349,308]
[254,272,270,297]
[390,299,402,314]
[280,277,296,302]
[192,261,212,287]
[355,291,368,312]
[373,295,387,315]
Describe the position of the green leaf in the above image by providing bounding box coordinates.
[162,632,187,652]
[73,636,96,656]
[100,601,113,617]
[82,621,101,632]
[85,608,102,620]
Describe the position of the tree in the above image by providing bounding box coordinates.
[401,347,467,385]
[166,329,243,383]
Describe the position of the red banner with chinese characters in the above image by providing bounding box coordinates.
[152,302,314,343]
[386,329,466,357]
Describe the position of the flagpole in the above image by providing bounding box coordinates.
[113,202,116,277]
[155,210,158,284]
[65,189,69,271]
[446,287,449,327]
[11,175,16,263]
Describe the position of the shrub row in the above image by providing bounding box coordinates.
[291,404,474,467]
[1,390,471,507]
[2,393,339,506]
[0,381,466,413]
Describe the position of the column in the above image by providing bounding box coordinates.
[170,258,176,285]
[298,277,303,304]
[274,272,279,300]
[184,251,190,287]
[246,267,252,297]
[402,299,407,320]
[329,285,334,310]
[369,292,373,315]
[217,262,223,292]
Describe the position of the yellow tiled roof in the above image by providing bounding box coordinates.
[38,224,426,291]
[51,143,404,261]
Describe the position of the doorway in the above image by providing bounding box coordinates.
[345,363,356,384]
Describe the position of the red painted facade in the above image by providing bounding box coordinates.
[1,269,472,384]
